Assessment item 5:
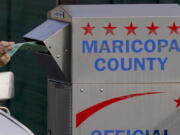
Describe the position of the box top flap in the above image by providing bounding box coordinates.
[24,19,69,41]
[61,4,180,18]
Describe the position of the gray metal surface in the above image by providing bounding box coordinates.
[72,83,180,135]
[48,80,71,135]
[26,5,180,83]
[24,19,68,41]
[25,5,180,135]
[62,4,180,17]
[48,4,180,22]
[71,17,180,83]
[24,19,71,81]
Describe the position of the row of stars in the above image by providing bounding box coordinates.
[82,22,180,36]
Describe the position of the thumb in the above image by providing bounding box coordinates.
[0,53,10,67]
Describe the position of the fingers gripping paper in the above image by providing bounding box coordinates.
[0,42,48,67]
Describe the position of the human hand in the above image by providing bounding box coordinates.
[0,41,15,67]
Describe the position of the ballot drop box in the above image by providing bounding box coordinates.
[24,4,180,135]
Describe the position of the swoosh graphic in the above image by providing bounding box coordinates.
[76,91,164,127]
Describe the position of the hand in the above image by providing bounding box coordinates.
[0,41,15,67]
[0,41,14,54]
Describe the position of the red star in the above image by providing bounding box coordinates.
[146,22,159,35]
[103,23,117,35]
[174,97,180,108]
[125,22,138,36]
[82,23,95,36]
[168,22,180,35]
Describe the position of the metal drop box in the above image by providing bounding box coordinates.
[24,4,180,135]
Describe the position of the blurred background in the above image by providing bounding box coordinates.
[0,0,179,135]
